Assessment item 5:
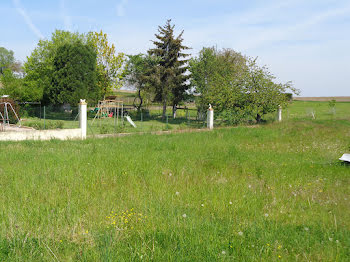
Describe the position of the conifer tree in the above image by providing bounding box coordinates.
[148,20,190,119]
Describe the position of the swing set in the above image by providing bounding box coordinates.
[0,100,21,131]
[91,99,124,125]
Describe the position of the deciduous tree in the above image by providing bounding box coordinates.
[88,30,126,98]
[24,30,88,104]
[190,47,298,123]
[190,47,247,121]
[0,47,15,75]
[49,41,97,105]
[242,57,298,122]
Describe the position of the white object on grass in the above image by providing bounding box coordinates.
[125,115,137,128]
[339,154,350,162]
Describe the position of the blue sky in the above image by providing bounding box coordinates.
[1,0,349,96]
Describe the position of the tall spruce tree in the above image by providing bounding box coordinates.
[148,20,190,119]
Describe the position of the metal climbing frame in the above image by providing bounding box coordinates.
[0,102,21,128]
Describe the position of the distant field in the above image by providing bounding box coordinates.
[294,96,350,102]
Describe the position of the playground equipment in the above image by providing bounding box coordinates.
[92,98,137,128]
[92,99,124,124]
[125,115,137,128]
[0,100,21,130]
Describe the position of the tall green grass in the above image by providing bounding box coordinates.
[0,117,349,260]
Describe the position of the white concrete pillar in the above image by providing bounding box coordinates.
[79,99,87,139]
[207,104,214,129]
[278,105,282,122]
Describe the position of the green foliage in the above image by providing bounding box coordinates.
[190,47,298,123]
[24,30,126,105]
[244,58,300,122]
[24,119,64,130]
[0,48,29,102]
[24,30,89,104]
[192,47,246,110]
[190,47,248,123]
[0,69,22,97]
[285,93,293,101]
[47,40,98,105]
[148,20,190,118]
[0,47,15,75]
[88,30,126,97]
[125,54,160,110]
[0,69,42,102]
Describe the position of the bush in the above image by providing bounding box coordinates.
[219,109,251,125]
[99,125,110,134]
[24,120,64,130]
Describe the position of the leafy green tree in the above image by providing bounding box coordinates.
[190,47,297,123]
[48,41,97,105]
[23,30,90,104]
[148,20,190,118]
[242,58,297,122]
[190,47,247,122]
[0,48,38,102]
[0,69,22,97]
[125,54,160,111]
[0,47,15,75]
[0,69,42,102]
[88,30,126,98]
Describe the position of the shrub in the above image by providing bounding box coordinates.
[24,120,64,130]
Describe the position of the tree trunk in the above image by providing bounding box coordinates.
[256,113,262,123]
[172,104,177,119]
[133,89,143,112]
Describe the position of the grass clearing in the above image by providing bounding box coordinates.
[0,101,349,261]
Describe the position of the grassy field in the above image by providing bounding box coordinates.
[0,101,349,261]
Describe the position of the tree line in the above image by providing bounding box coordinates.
[0,20,297,123]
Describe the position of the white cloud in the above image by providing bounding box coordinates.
[117,0,129,17]
[12,0,44,39]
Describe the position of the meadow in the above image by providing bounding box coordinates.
[0,101,349,261]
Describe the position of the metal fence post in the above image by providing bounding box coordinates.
[43,106,46,129]
[141,109,143,131]
[114,106,117,134]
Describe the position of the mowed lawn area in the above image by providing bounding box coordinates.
[1,103,350,261]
